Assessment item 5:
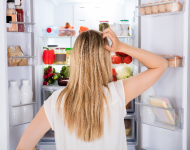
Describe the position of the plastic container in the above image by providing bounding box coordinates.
[11,107,22,126]
[120,20,130,30]
[99,21,110,32]
[20,80,33,104]
[55,48,66,65]
[48,45,58,51]
[113,30,122,36]
[59,28,76,36]
[21,105,33,124]
[115,23,122,30]
[43,25,58,36]
[8,81,20,106]
[65,48,72,65]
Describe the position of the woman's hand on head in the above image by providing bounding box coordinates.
[103,28,123,52]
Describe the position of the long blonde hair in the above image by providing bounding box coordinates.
[57,30,112,142]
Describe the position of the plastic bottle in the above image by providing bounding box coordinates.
[20,80,33,104]
[8,81,21,126]
[141,87,156,124]
[21,105,33,124]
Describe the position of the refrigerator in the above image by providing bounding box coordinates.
[0,0,189,149]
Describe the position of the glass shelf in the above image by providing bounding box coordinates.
[135,102,183,131]
[8,56,36,67]
[12,102,37,108]
[7,21,36,33]
[136,0,184,17]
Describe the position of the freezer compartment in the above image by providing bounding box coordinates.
[10,102,36,126]
[135,102,183,131]
[7,22,36,33]
[136,0,184,17]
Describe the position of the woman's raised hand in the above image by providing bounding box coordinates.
[102,28,123,52]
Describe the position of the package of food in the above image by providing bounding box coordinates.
[149,96,179,125]
[7,46,29,66]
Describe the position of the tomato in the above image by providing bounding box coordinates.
[113,76,117,81]
[112,68,116,76]
[111,55,122,64]
[115,52,128,57]
[123,56,132,64]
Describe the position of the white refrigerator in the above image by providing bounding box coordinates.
[0,0,190,150]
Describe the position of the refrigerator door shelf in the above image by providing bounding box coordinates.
[136,0,185,17]
[135,102,183,131]
[8,56,37,67]
[126,99,135,113]
[7,22,36,33]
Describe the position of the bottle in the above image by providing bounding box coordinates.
[8,81,20,105]
[21,105,33,124]
[8,81,21,126]
[15,0,25,32]
[20,80,33,104]
[6,0,18,32]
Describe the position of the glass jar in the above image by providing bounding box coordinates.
[65,48,73,65]
[47,45,58,51]
[99,21,110,32]
[55,48,66,65]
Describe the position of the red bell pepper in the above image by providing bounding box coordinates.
[43,47,55,64]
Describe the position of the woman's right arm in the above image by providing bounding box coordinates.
[103,28,168,105]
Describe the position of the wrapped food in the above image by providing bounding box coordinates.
[7,46,28,66]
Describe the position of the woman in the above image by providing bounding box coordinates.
[17,29,168,150]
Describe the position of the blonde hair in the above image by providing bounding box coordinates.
[57,30,112,142]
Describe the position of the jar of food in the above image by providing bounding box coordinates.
[55,48,66,65]
[47,45,58,51]
[99,21,110,32]
[65,48,73,65]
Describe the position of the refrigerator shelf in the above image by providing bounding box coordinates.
[12,101,37,108]
[135,102,183,131]
[7,22,36,33]
[8,56,36,67]
[40,36,134,39]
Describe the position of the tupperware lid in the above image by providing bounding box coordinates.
[65,48,73,50]
[48,45,58,47]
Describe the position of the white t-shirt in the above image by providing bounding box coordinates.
[44,80,127,150]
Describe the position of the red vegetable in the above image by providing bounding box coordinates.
[52,73,55,76]
[112,68,116,76]
[115,52,128,57]
[113,77,117,81]
[48,67,53,72]
[48,73,51,77]
[44,75,48,79]
[46,70,49,74]
[111,55,122,64]
[43,81,48,85]
[43,47,55,65]
[80,26,89,31]
[66,22,70,28]
[123,56,132,64]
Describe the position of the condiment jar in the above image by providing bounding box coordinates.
[99,21,110,32]
[47,45,58,51]
[55,48,66,65]
[65,48,73,65]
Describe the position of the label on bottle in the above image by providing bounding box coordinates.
[55,54,66,61]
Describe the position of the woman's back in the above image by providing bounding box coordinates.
[44,80,127,150]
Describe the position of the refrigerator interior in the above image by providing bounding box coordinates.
[5,0,188,149]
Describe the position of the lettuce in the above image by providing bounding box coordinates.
[115,65,133,80]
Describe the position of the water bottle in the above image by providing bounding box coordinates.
[20,80,33,104]
[21,105,33,124]
[8,81,21,126]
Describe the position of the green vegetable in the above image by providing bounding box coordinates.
[60,66,70,78]
[52,75,58,80]
[115,65,133,80]
[48,78,55,84]
[53,68,56,73]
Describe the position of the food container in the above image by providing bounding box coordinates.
[99,21,110,32]
[59,28,76,36]
[58,78,69,86]
[152,2,159,14]
[166,56,182,67]
[43,26,58,36]
[120,30,129,36]
[145,3,152,15]
[65,48,72,65]
[110,24,116,30]
[139,4,146,15]
[113,30,122,36]
[120,20,130,30]
[55,48,66,65]
[158,1,166,13]
[47,45,58,51]
[166,0,182,12]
